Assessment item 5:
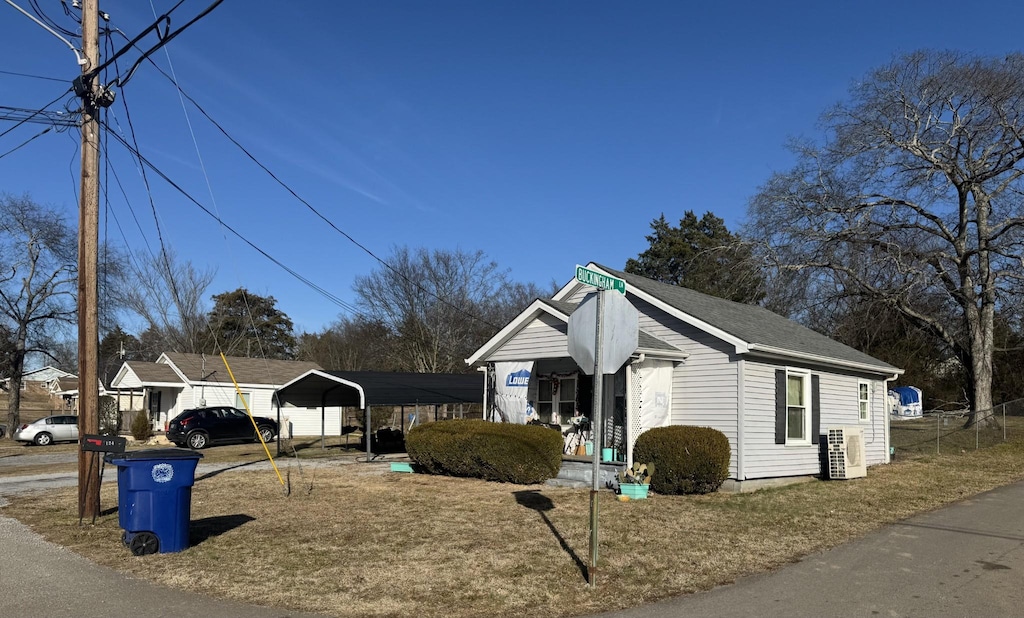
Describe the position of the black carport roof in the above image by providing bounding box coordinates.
[275,370,483,408]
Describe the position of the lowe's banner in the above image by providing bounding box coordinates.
[493,361,534,424]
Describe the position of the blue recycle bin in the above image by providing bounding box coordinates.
[106,448,203,556]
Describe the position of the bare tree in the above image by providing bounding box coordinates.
[748,51,1024,426]
[296,317,396,371]
[0,194,77,436]
[115,248,214,354]
[354,247,542,373]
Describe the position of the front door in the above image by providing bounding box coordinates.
[537,375,579,426]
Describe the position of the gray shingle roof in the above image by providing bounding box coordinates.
[593,264,898,372]
[123,362,181,384]
[538,299,683,354]
[161,353,321,386]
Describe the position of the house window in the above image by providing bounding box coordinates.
[859,381,870,422]
[235,392,251,411]
[786,371,810,443]
[537,377,577,425]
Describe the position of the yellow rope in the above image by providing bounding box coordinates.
[220,353,285,485]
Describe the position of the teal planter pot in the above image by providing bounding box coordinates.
[601,447,618,462]
[390,462,415,473]
[619,483,649,500]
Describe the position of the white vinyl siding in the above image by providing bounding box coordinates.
[488,314,568,361]
[629,299,739,478]
[282,404,347,437]
[818,373,887,465]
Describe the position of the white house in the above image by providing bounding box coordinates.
[3,366,75,393]
[110,352,321,431]
[466,263,903,490]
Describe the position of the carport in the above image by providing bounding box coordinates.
[274,370,484,460]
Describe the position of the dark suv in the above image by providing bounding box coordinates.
[167,406,278,449]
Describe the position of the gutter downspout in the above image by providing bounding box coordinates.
[884,373,899,463]
[737,359,745,481]
[478,365,489,421]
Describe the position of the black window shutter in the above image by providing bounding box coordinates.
[775,369,786,444]
[811,374,821,445]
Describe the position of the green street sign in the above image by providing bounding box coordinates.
[575,265,626,294]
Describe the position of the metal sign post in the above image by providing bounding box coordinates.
[568,267,637,589]
[588,289,605,587]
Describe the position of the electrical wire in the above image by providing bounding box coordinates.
[102,28,492,332]
[0,89,73,139]
[3,0,84,65]
[103,125,365,316]
[28,0,79,38]
[0,125,51,160]
[0,69,66,82]
[150,72,502,331]
[88,0,222,88]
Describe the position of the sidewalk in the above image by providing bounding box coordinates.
[0,514,324,618]
[598,480,1024,617]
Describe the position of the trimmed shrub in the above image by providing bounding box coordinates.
[406,419,563,484]
[130,410,153,442]
[634,425,730,494]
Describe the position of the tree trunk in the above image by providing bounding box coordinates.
[5,333,26,440]
[966,302,997,429]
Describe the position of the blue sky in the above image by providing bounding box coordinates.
[2,1,1023,334]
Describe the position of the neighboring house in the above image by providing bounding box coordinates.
[467,263,903,490]
[50,376,145,414]
[110,353,321,431]
[3,366,75,393]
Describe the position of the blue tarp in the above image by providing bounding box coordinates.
[892,386,921,406]
[889,386,923,419]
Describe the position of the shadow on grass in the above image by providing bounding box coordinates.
[190,514,256,545]
[194,461,262,482]
[513,489,587,581]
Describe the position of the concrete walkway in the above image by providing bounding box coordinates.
[598,480,1024,617]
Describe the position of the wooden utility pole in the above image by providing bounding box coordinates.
[77,0,101,521]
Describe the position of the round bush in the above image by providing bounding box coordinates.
[633,425,730,494]
[406,419,563,484]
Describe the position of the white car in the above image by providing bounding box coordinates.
[13,415,80,446]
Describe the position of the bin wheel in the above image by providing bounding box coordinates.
[129,532,159,556]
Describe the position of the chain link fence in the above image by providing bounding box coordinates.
[890,398,1024,457]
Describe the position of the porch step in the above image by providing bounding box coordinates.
[547,459,626,489]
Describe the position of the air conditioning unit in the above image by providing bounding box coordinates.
[828,426,867,480]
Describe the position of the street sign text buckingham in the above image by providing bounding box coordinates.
[575,265,626,295]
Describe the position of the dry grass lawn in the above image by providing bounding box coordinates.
[7,443,1024,617]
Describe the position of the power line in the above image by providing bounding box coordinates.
[102,27,504,332]
[88,0,223,88]
[0,89,74,139]
[0,69,66,82]
[149,71,503,331]
[102,124,364,316]
[0,125,51,159]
